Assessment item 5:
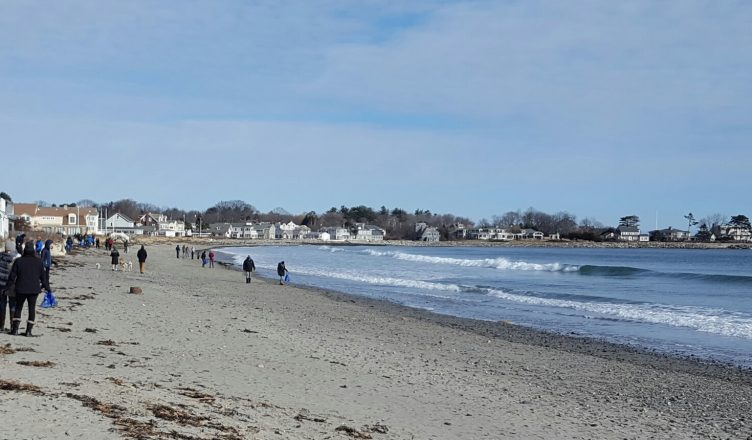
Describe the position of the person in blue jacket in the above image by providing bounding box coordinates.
[40,240,53,291]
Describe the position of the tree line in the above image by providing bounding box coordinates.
[21,196,750,242]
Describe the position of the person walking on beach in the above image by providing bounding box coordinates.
[123,240,128,253]
[175,245,180,259]
[41,239,53,289]
[201,251,207,267]
[95,237,100,249]
[208,250,215,268]
[190,246,195,260]
[277,261,288,285]
[243,256,256,284]
[0,240,20,332]
[110,246,120,271]
[8,241,50,336]
[137,245,147,274]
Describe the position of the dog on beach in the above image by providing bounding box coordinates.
[95,263,101,270]
[126,260,133,272]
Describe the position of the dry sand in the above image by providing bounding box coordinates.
[1,243,750,439]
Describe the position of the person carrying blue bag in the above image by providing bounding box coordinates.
[277,261,289,285]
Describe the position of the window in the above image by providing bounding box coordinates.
[68,214,77,225]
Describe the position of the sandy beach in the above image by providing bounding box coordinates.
[1,243,750,439]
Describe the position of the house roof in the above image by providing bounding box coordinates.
[108,212,135,223]
[617,226,639,233]
[15,203,97,225]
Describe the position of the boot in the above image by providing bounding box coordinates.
[0,310,5,333]
[24,321,34,337]
[10,319,20,336]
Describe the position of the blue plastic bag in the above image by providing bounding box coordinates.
[41,291,57,308]
[284,273,290,283]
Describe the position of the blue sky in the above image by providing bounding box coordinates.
[1,0,750,229]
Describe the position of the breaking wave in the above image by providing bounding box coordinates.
[360,249,579,272]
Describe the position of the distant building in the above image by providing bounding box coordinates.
[13,203,99,236]
[352,223,386,241]
[415,222,440,242]
[521,229,544,240]
[719,224,752,242]
[447,223,467,239]
[102,213,147,236]
[617,226,640,242]
[321,227,350,241]
[649,227,689,242]
[0,195,12,240]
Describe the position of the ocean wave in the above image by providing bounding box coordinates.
[486,288,752,339]
[579,265,752,284]
[361,249,579,272]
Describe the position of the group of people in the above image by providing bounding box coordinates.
[176,245,216,268]
[0,239,52,336]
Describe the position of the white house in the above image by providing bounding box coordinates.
[352,223,386,241]
[0,195,11,240]
[720,224,752,242]
[158,219,186,237]
[321,227,350,241]
[13,203,99,236]
[102,213,147,236]
[305,231,331,241]
[521,229,544,240]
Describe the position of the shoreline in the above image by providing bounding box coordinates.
[215,250,752,375]
[1,244,750,439]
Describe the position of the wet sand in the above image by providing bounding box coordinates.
[0,244,750,439]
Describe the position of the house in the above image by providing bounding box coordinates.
[649,227,690,242]
[719,224,752,242]
[321,227,350,241]
[447,223,467,239]
[639,234,650,242]
[467,228,492,240]
[275,221,299,239]
[467,227,519,241]
[415,222,440,242]
[252,222,276,240]
[137,212,167,227]
[293,225,311,239]
[0,194,12,240]
[209,223,233,238]
[617,226,640,242]
[158,219,186,237]
[352,223,386,241]
[305,231,331,241]
[521,229,544,240]
[102,213,146,236]
[13,203,99,236]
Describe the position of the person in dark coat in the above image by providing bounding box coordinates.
[8,241,50,336]
[0,240,20,332]
[110,247,120,271]
[201,251,207,267]
[242,256,256,284]
[136,245,148,274]
[41,239,53,290]
[176,245,180,259]
[277,261,288,285]
[123,240,128,253]
[95,237,100,249]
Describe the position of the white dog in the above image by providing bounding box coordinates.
[95,263,101,270]
[126,260,133,272]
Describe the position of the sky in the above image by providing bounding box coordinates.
[1,0,750,229]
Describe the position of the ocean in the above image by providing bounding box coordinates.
[218,245,752,367]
